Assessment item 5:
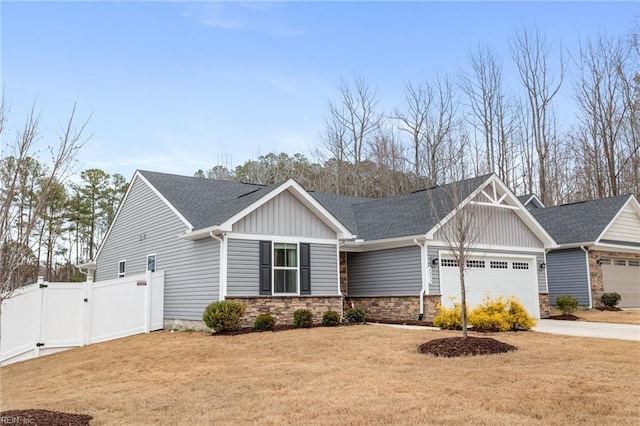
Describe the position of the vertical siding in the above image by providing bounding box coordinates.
[232,190,336,239]
[434,205,543,248]
[310,244,339,295]
[427,246,546,294]
[96,177,220,321]
[602,204,640,244]
[347,246,422,296]
[226,239,260,296]
[226,240,339,296]
[546,249,590,306]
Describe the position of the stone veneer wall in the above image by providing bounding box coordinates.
[344,295,441,322]
[538,293,550,318]
[588,250,640,307]
[226,296,343,327]
[339,252,348,295]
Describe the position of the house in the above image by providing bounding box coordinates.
[529,195,640,308]
[90,171,556,328]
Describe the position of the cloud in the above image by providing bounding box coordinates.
[181,1,304,36]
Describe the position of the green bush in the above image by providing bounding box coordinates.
[433,303,463,330]
[293,309,314,328]
[254,313,276,331]
[322,310,341,326]
[600,292,621,308]
[345,307,366,324]
[202,300,246,333]
[555,294,579,315]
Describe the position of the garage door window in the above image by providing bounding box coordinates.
[490,261,508,269]
[600,259,611,265]
[629,260,639,267]
[614,259,626,266]
[512,262,529,270]
[467,260,485,268]
[441,259,458,267]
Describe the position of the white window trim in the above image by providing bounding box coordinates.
[118,260,126,278]
[272,242,300,296]
[146,253,157,273]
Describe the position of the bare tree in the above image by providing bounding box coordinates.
[396,80,433,182]
[1,97,90,303]
[511,26,565,205]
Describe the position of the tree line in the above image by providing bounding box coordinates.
[198,26,640,204]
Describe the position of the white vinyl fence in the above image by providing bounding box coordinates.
[1,271,164,366]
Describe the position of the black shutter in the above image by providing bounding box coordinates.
[300,243,311,295]
[259,240,272,295]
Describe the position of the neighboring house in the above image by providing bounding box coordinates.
[528,195,640,308]
[89,171,556,328]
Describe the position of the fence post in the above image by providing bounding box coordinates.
[33,277,46,359]
[84,274,94,345]
[144,270,152,333]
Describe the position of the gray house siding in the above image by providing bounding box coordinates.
[232,189,336,239]
[546,249,590,306]
[226,239,339,296]
[96,177,220,321]
[347,246,422,296]
[427,246,546,295]
[434,206,543,248]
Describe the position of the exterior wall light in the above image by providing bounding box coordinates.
[432,258,439,266]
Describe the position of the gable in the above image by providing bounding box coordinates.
[231,189,336,239]
[601,201,640,244]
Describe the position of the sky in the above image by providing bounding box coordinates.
[1,0,639,182]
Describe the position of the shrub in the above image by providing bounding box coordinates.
[433,303,463,330]
[345,307,366,324]
[555,294,579,315]
[506,297,536,330]
[202,300,246,333]
[600,292,621,308]
[293,309,314,328]
[467,296,536,331]
[322,310,341,326]
[254,313,276,331]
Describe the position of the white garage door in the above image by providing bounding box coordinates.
[439,254,540,319]
[601,258,640,308]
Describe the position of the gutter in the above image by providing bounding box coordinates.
[580,245,593,309]
[413,239,427,320]
[209,230,227,301]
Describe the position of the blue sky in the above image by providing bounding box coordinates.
[2,1,638,181]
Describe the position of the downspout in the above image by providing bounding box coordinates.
[210,231,227,301]
[580,245,593,309]
[413,239,427,320]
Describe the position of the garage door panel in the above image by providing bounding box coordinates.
[440,255,539,318]
[602,259,640,308]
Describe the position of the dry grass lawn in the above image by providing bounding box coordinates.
[2,326,639,425]
[550,307,640,325]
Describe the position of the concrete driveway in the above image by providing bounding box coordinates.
[533,319,640,342]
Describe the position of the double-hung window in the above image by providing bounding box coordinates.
[273,243,298,294]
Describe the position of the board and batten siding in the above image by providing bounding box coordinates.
[434,205,543,248]
[95,177,220,321]
[347,246,422,296]
[546,249,590,306]
[602,203,640,244]
[427,246,546,295]
[232,189,336,239]
[226,239,339,296]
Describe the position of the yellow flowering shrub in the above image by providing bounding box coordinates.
[433,303,463,330]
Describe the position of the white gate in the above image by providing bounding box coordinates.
[0,271,164,366]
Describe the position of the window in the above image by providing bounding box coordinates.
[273,243,298,294]
[629,260,640,267]
[614,259,626,266]
[599,258,611,265]
[490,261,508,269]
[441,259,458,267]
[512,262,529,270]
[147,254,156,272]
[466,260,485,268]
[118,260,126,278]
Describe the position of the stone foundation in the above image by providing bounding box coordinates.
[588,250,640,307]
[538,293,550,318]
[339,252,348,295]
[344,295,441,322]
[226,296,343,327]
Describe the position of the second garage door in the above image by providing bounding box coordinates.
[601,258,640,308]
[439,254,540,319]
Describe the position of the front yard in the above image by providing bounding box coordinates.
[1,326,639,425]
[549,307,640,325]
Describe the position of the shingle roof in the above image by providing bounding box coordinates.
[529,194,630,244]
[138,170,493,240]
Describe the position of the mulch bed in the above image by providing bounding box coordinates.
[595,306,623,311]
[548,314,580,321]
[418,336,517,357]
[367,319,435,327]
[1,409,92,426]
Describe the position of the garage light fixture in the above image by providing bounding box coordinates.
[431,258,439,266]
[539,263,546,270]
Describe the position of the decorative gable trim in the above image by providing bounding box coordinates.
[94,171,193,260]
[596,195,640,244]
